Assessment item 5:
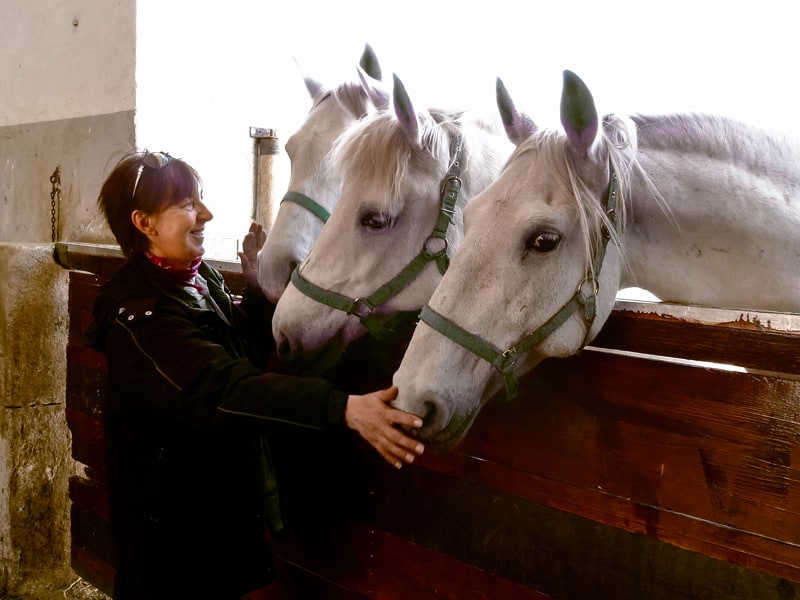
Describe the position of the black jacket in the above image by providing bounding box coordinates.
[86,253,349,599]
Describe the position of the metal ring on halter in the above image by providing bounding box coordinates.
[422,236,448,260]
[577,276,600,298]
[348,297,374,319]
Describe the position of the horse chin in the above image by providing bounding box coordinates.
[430,372,510,449]
[425,409,480,451]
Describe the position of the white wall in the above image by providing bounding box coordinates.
[0,0,135,126]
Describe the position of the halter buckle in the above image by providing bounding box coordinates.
[501,347,518,368]
[348,297,374,319]
[440,175,462,197]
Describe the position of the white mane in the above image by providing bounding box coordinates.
[631,113,800,176]
[328,108,505,216]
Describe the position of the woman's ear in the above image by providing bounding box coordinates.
[131,210,156,235]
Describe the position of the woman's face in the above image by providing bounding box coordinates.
[145,185,214,267]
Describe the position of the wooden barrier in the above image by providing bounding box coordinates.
[60,243,800,599]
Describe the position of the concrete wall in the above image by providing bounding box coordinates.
[0,245,72,595]
[0,0,135,594]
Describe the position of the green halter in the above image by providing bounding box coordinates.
[280,191,331,223]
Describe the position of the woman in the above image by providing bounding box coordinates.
[86,150,425,599]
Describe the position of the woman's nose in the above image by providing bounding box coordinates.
[199,201,214,221]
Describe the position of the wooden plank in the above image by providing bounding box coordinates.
[66,407,105,476]
[251,559,370,599]
[68,271,107,345]
[270,502,551,600]
[69,476,109,521]
[70,502,117,593]
[66,345,107,416]
[592,305,800,374]
[60,242,247,294]
[418,349,800,582]
[71,545,116,598]
[272,453,797,600]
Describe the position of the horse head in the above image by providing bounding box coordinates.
[256,44,387,303]
[271,72,512,375]
[392,70,631,448]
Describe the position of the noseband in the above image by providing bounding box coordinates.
[290,136,465,340]
[419,163,619,402]
[280,191,331,223]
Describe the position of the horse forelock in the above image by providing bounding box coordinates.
[331,109,471,215]
[330,80,372,118]
[307,80,371,119]
[508,116,639,279]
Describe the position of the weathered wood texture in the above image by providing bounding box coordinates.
[62,246,800,599]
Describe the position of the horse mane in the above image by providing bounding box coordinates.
[311,80,372,119]
[631,113,800,174]
[329,107,499,215]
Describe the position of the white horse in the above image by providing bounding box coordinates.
[257,44,389,303]
[392,70,800,448]
[271,73,513,374]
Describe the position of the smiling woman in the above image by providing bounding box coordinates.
[135,0,800,260]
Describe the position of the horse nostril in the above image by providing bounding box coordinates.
[421,400,437,427]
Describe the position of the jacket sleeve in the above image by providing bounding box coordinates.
[104,296,349,434]
[235,284,278,372]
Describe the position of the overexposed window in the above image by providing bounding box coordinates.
[137,0,800,261]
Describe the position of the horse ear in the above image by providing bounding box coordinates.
[496,77,537,146]
[358,65,390,110]
[392,73,422,149]
[560,70,599,157]
[291,55,325,101]
[303,75,325,101]
[359,43,382,81]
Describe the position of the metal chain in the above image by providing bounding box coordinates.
[49,167,61,243]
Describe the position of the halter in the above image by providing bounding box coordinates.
[290,136,465,340]
[419,162,619,402]
[280,191,331,223]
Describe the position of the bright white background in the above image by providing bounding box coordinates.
[136,0,800,261]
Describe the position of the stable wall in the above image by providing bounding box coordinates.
[0,0,134,594]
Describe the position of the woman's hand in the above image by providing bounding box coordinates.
[344,386,425,469]
[238,222,266,288]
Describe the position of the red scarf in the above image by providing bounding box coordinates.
[145,252,206,293]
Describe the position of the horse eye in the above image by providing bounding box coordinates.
[360,212,395,231]
[526,232,562,253]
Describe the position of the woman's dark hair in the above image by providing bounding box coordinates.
[97,150,202,256]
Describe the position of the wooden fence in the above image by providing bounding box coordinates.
[59,242,800,599]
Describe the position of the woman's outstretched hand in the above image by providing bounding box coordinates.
[238,222,266,289]
[344,386,425,469]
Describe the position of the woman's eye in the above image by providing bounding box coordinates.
[360,212,395,231]
[525,232,562,253]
